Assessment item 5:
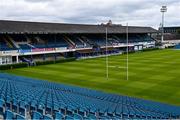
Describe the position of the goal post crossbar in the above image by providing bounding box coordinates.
[108,66,127,69]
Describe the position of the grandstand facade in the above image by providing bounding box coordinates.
[163,26,180,34]
[0,20,156,65]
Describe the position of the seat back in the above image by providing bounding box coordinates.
[43,114,53,120]
[5,110,14,119]
[16,114,25,120]
[74,113,83,119]
[0,99,4,115]
[65,115,74,120]
[19,107,26,116]
[32,111,42,120]
[0,99,4,107]
[55,112,64,120]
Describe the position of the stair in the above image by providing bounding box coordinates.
[77,37,86,46]
[81,36,95,46]
[35,37,45,44]
[27,43,35,48]
[63,36,75,48]
[2,36,15,49]
[5,35,19,48]
[64,36,75,46]
[113,35,120,40]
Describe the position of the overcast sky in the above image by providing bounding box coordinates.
[0,0,180,28]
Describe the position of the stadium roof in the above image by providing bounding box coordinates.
[0,20,157,34]
[164,26,180,29]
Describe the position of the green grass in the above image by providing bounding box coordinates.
[4,49,180,106]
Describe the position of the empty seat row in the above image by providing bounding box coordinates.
[0,73,179,119]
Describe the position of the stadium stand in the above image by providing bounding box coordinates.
[154,33,180,41]
[0,73,179,119]
[0,20,156,65]
[68,35,85,48]
[0,35,16,51]
[1,34,154,50]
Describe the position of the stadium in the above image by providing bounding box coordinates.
[0,19,180,120]
[0,20,157,64]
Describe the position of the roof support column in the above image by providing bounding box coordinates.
[16,55,19,63]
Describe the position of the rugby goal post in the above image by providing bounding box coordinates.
[105,23,129,81]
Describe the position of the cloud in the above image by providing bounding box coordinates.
[24,0,52,2]
[0,0,180,28]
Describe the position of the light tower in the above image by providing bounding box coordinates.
[160,6,167,45]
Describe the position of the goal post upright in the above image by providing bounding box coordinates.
[126,23,129,81]
[106,27,109,80]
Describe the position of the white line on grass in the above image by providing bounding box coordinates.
[108,66,127,69]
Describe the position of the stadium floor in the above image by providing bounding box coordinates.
[4,49,180,106]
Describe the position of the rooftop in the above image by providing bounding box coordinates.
[0,20,157,34]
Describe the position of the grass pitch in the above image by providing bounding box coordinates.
[5,49,180,105]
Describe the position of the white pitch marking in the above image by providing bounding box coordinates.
[108,66,127,69]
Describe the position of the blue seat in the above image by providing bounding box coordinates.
[73,113,83,119]
[0,99,4,106]
[30,101,37,111]
[0,73,180,120]
[32,111,42,120]
[53,103,60,111]
[12,99,19,113]
[43,114,53,120]
[112,115,121,119]
[55,112,64,120]
[0,99,4,116]
[5,96,12,110]
[65,115,74,120]
[19,107,26,116]
[86,113,96,119]
[37,103,45,115]
[98,115,111,120]
[19,101,27,108]
[16,114,25,120]
[5,110,14,119]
